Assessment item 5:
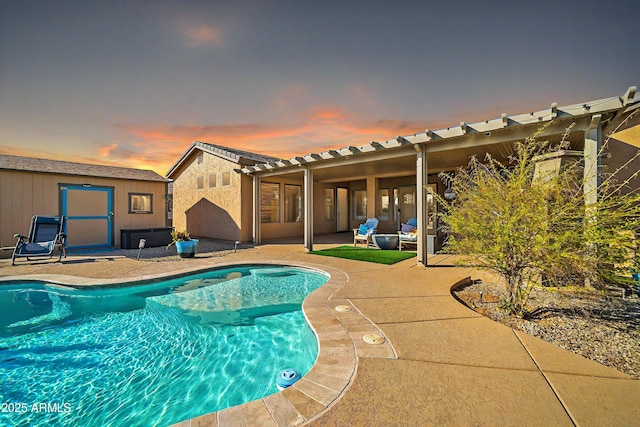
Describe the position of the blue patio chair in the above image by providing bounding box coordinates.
[353,218,379,247]
[398,218,418,251]
[12,216,67,265]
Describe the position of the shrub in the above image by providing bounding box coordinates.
[434,116,640,316]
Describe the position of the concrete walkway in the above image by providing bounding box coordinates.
[1,244,639,426]
[306,255,640,427]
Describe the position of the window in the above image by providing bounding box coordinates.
[261,182,280,223]
[393,188,399,221]
[394,186,416,223]
[129,193,153,214]
[222,172,231,186]
[197,152,203,164]
[352,190,367,220]
[285,184,302,222]
[324,188,335,221]
[377,189,390,221]
[197,176,204,189]
[392,185,437,234]
[209,173,217,188]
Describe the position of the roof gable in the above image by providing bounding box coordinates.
[166,141,282,178]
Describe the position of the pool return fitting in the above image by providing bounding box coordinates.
[362,333,385,345]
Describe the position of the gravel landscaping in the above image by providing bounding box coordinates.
[454,277,640,379]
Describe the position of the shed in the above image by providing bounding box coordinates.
[0,154,169,252]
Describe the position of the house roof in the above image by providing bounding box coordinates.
[238,86,640,176]
[0,154,169,182]
[166,141,282,179]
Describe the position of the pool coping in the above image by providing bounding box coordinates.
[0,259,395,426]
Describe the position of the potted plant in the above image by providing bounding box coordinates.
[631,257,640,282]
[167,230,199,258]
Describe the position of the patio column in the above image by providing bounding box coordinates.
[304,165,314,251]
[583,115,602,289]
[584,114,602,206]
[252,174,261,245]
[416,144,428,267]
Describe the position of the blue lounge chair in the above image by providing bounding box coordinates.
[398,218,418,251]
[12,216,67,265]
[353,218,379,247]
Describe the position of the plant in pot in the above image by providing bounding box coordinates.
[631,257,640,282]
[167,230,199,258]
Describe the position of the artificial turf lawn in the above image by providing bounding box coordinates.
[309,245,416,265]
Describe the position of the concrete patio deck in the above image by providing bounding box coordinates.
[1,243,638,426]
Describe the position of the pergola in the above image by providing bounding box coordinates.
[239,87,639,266]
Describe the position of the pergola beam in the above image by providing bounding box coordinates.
[622,86,636,106]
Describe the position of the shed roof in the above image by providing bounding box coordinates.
[0,154,169,182]
[166,141,282,178]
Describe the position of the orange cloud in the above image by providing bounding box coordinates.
[180,24,222,46]
[98,143,118,157]
[308,106,348,123]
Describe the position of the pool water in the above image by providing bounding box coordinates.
[0,265,328,427]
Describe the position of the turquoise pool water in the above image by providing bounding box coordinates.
[0,265,328,427]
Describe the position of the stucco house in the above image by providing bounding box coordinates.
[170,87,640,266]
[0,155,169,253]
[166,142,282,242]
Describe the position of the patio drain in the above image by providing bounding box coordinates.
[334,305,352,312]
[362,333,385,345]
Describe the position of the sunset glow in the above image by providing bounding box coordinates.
[0,1,637,175]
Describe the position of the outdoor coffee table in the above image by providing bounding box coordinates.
[372,234,399,250]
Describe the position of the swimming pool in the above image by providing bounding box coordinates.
[0,265,328,427]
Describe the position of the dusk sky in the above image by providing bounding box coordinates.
[1,0,638,175]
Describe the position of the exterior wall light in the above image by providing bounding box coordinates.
[444,188,456,200]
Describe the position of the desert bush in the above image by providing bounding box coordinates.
[435,114,640,316]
